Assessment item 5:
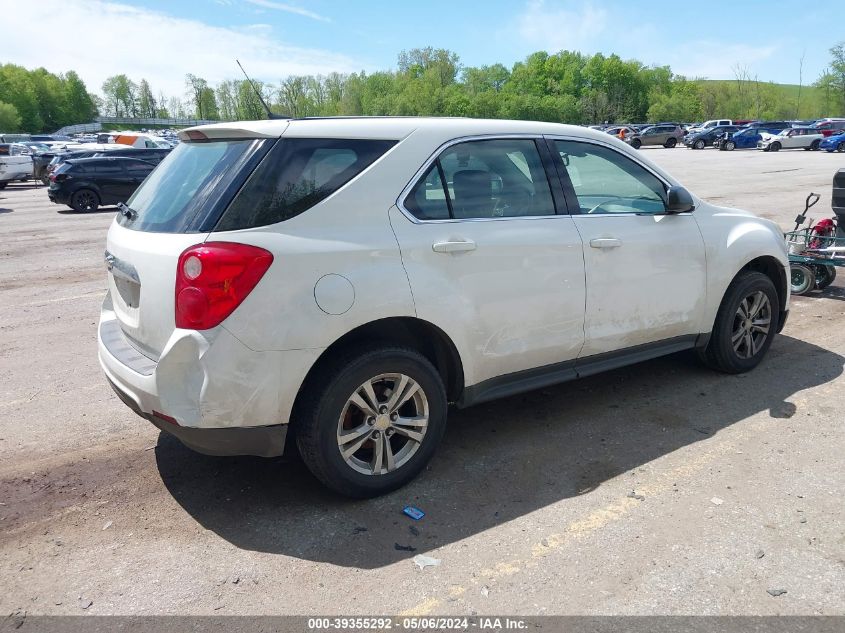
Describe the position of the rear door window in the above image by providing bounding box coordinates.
[215,138,396,231]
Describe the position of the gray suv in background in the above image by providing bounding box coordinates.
[626,124,685,149]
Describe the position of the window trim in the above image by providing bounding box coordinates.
[543,135,692,217]
[397,134,565,224]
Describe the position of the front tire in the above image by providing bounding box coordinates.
[70,188,99,212]
[770,142,781,152]
[296,346,447,498]
[699,271,779,374]
[837,142,845,153]
[694,139,705,149]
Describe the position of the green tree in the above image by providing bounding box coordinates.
[0,101,21,131]
[102,74,138,117]
[137,79,157,118]
[64,71,97,122]
[0,64,43,131]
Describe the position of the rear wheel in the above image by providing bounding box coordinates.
[699,271,779,374]
[810,139,821,151]
[724,140,736,151]
[0,182,6,190]
[70,188,99,212]
[296,346,447,498]
[631,138,642,149]
[814,264,836,290]
[790,264,815,295]
[664,137,677,148]
[694,139,706,149]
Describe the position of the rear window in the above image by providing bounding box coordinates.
[214,138,396,231]
[118,139,271,233]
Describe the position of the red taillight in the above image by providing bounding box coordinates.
[175,242,273,330]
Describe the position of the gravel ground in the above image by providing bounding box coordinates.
[1,146,844,616]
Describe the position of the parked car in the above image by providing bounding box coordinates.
[757,127,825,151]
[715,123,789,151]
[97,117,790,497]
[44,147,170,182]
[810,119,845,137]
[604,126,637,139]
[687,119,733,134]
[18,141,62,182]
[684,125,741,149]
[744,121,792,131]
[0,144,33,187]
[819,131,845,153]
[625,124,685,148]
[48,156,156,211]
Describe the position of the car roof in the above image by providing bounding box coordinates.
[66,156,154,165]
[183,116,620,143]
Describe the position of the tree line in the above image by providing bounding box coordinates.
[2,43,843,133]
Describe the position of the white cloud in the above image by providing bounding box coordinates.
[668,42,777,79]
[243,0,330,22]
[3,0,361,98]
[517,0,608,53]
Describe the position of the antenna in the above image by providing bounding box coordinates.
[236,59,289,120]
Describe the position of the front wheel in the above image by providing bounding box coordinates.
[837,142,845,153]
[770,142,781,152]
[698,271,779,374]
[296,346,447,498]
[694,139,706,149]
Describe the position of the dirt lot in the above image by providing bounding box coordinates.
[1,147,844,617]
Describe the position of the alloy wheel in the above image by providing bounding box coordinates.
[336,373,429,476]
[731,291,772,360]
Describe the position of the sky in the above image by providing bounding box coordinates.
[3,0,842,98]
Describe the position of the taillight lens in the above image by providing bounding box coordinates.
[175,242,273,330]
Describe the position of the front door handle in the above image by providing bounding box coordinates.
[432,239,477,253]
[589,237,622,249]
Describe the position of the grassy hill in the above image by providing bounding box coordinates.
[694,80,840,119]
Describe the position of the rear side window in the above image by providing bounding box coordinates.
[215,138,396,231]
[94,161,124,175]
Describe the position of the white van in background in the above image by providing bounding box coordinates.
[0,143,33,187]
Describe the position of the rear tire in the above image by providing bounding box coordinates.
[0,182,6,189]
[70,188,99,212]
[790,264,815,295]
[810,139,821,151]
[631,139,642,149]
[698,271,779,374]
[664,137,677,148]
[724,140,736,151]
[295,346,448,498]
[814,264,836,290]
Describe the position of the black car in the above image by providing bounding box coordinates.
[684,125,741,149]
[44,147,170,182]
[744,121,792,131]
[48,156,156,212]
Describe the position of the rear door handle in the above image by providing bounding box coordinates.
[432,239,477,253]
[589,238,622,249]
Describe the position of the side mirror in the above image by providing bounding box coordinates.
[667,185,695,213]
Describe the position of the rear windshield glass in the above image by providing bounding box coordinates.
[117,139,271,233]
[214,138,396,231]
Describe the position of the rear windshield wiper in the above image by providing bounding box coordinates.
[117,201,138,220]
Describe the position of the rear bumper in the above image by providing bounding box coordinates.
[106,376,287,457]
[98,297,323,457]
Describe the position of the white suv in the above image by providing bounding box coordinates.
[99,117,789,497]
